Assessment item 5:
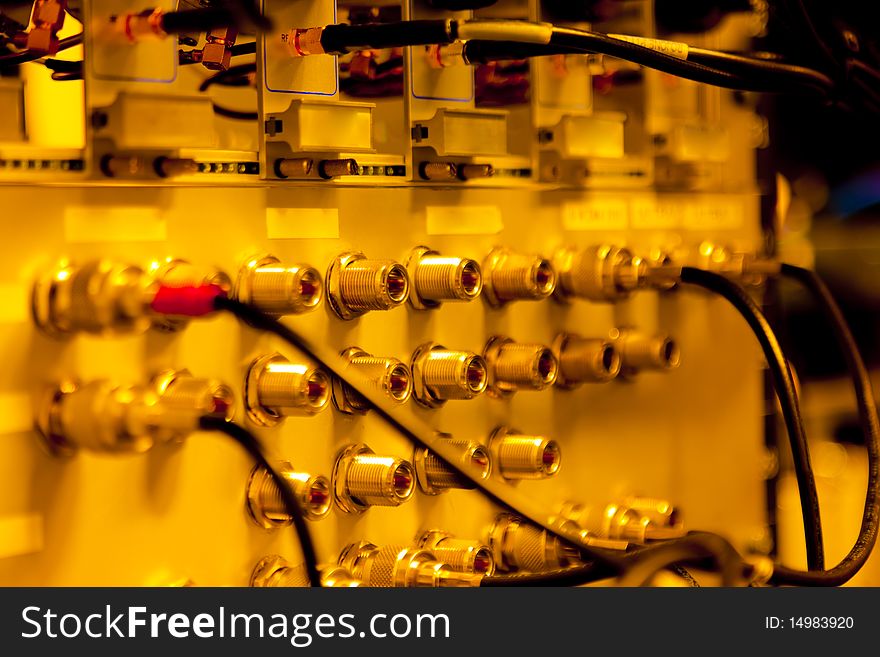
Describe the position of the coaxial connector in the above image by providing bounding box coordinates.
[333,444,415,514]
[483,336,558,397]
[405,246,482,309]
[338,541,483,587]
[245,353,330,426]
[552,333,621,387]
[482,247,556,307]
[326,251,409,320]
[410,342,488,408]
[488,426,561,480]
[332,347,412,415]
[246,462,332,528]
[413,439,491,494]
[553,245,645,303]
[234,254,323,316]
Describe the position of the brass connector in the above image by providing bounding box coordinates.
[332,444,415,514]
[483,336,558,397]
[234,254,323,316]
[151,369,234,441]
[251,555,360,588]
[553,245,645,303]
[482,247,556,307]
[413,438,491,495]
[246,462,332,528]
[244,353,331,426]
[410,342,488,408]
[148,259,232,331]
[331,347,412,415]
[611,329,681,375]
[32,259,153,337]
[488,426,561,480]
[417,530,496,575]
[338,541,483,587]
[36,372,233,457]
[487,514,581,573]
[697,241,778,285]
[326,251,409,320]
[552,333,621,387]
[557,497,685,543]
[405,246,482,309]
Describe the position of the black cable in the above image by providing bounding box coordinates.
[549,27,831,96]
[772,265,880,586]
[212,104,257,120]
[671,566,701,587]
[617,532,742,587]
[462,38,834,96]
[212,295,627,574]
[480,563,616,587]
[319,20,455,54]
[687,47,835,95]
[0,32,82,66]
[159,7,236,36]
[678,267,824,571]
[198,416,321,588]
[199,62,255,91]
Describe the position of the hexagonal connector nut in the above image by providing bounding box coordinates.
[234,253,323,316]
[482,247,556,307]
[325,251,410,320]
[244,353,331,426]
[488,425,561,481]
[483,335,558,398]
[332,444,416,514]
[331,347,413,415]
[410,342,489,408]
[405,245,483,310]
[246,461,332,529]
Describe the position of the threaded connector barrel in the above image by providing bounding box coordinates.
[32,259,153,337]
[332,348,412,414]
[414,440,492,494]
[150,369,234,440]
[488,426,561,480]
[246,462,332,528]
[552,333,621,387]
[245,353,330,426]
[333,444,415,514]
[487,514,580,573]
[611,329,681,374]
[251,555,360,588]
[554,245,644,302]
[406,246,482,309]
[339,542,482,587]
[418,531,496,574]
[327,251,409,320]
[235,254,323,315]
[484,336,558,397]
[482,247,556,306]
[411,342,488,408]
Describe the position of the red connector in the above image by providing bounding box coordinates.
[150,283,227,317]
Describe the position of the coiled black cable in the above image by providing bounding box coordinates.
[679,267,824,571]
[771,264,880,586]
[198,416,321,588]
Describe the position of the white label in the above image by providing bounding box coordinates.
[426,206,503,235]
[0,393,34,435]
[0,284,28,323]
[607,34,690,60]
[266,208,339,239]
[65,207,166,242]
[0,513,44,559]
[563,200,629,231]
